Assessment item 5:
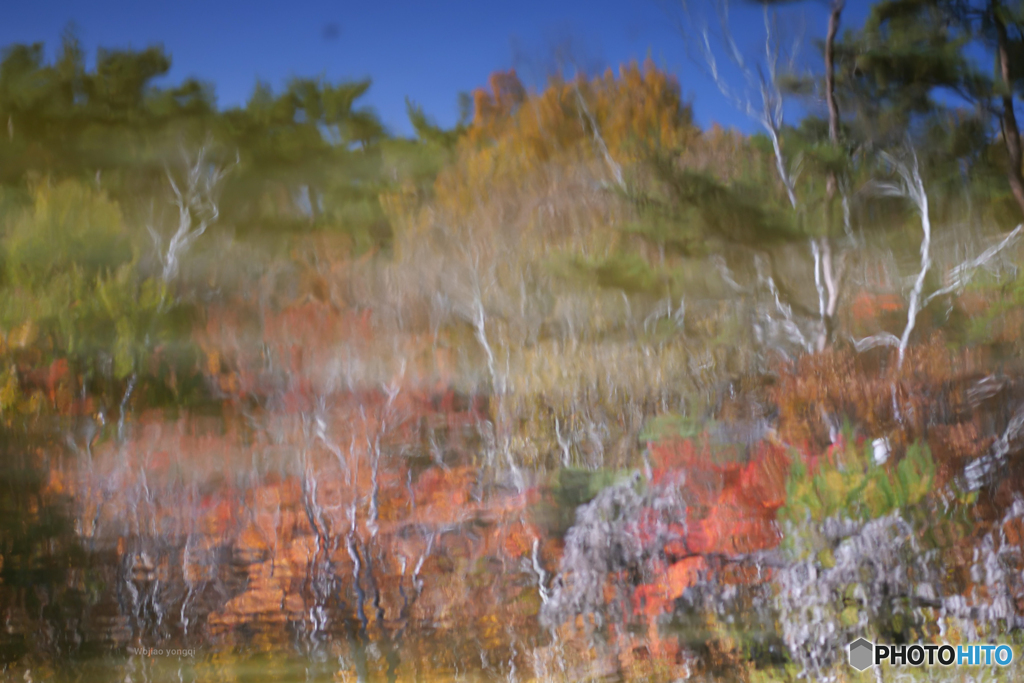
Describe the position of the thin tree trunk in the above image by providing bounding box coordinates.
[825,1,844,166]
[817,0,845,351]
[995,4,1024,217]
[824,0,843,204]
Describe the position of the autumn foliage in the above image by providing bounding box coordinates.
[632,437,790,619]
[5,35,1024,680]
[433,60,696,223]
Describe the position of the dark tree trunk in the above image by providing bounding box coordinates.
[994,4,1024,218]
[825,2,844,150]
[818,0,846,352]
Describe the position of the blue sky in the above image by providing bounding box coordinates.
[2,0,874,137]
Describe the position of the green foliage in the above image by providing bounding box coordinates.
[82,265,169,379]
[555,467,625,509]
[963,260,1024,341]
[594,251,664,294]
[0,178,203,416]
[2,180,131,289]
[544,250,662,297]
[0,33,215,185]
[627,154,799,255]
[0,257,186,382]
[639,413,704,442]
[845,0,970,141]
[842,0,1024,219]
[405,98,465,149]
[0,34,426,251]
[535,467,641,537]
[780,436,935,525]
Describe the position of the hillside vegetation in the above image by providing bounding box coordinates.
[3,4,1024,679]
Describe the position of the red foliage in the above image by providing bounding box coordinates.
[852,292,903,322]
[17,357,74,410]
[633,436,791,618]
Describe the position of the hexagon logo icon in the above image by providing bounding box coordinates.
[849,638,874,671]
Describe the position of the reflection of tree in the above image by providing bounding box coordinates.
[777,500,1024,676]
[148,141,235,283]
[539,427,1024,678]
[541,435,790,676]
[0,434,88,662]
[676,0,849,356]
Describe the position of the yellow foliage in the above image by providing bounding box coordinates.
[9,321,38,349]
[437,60,698,221]
[4,179,130,291]
[0,366,19,418]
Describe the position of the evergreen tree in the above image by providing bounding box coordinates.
[848,0,1024,218]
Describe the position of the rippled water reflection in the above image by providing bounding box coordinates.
[5,386,1024,683]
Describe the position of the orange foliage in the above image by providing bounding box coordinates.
[769,339,1001,486]
[15,357,78,413]
[470,69,527,130]
[438,60,696,220]
[851,292,903,321]
[633,557,707,617]
[466,60,692,154]
[631,436,790,618]
[49,398,553,656]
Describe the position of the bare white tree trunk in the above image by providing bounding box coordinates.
[471,294,502,394]
[446,242,507,395]
[692,2,799,207]
[574,84,625,192]
[812,237,845,351]
[924,223,1023,306]
[688,1,850,354]
[852,147,932,369]
[148,141,236,283]
[855,220,1024,359]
